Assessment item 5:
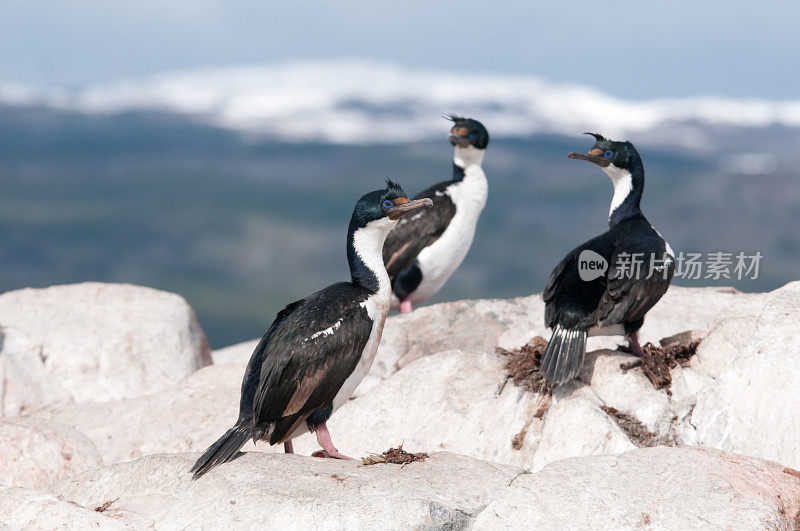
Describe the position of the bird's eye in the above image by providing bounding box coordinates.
[604,150,614,159]
[468,132,477,140]
[382,200,394,210]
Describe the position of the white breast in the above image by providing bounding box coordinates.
[405,165,487,306]
[331,295,388,411]
[331,218,394,410]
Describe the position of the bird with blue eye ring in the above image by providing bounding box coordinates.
[382,199,394,210]
[604,150,614,159]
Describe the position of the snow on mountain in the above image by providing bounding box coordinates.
[2,60,800,146]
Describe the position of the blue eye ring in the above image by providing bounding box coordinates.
[468,132,477,140]
[604,150,614,159]
[382,199,394,210]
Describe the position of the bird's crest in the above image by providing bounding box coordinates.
[385,179,403,192]
[443,113,467,123]
[584,132,606,142]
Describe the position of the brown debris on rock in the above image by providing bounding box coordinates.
[496,336,551,395]
[620,331,703,394]
[361,446,428,466]
[94,498,118,513]
[600,407,674,448]
[511,427,527,450]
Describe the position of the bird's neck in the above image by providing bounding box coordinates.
[452,146,485,181]
[347,218,394,296]
[605,161,644,228]
[452,162,466,181]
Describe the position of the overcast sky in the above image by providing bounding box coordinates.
[1,0,798,99]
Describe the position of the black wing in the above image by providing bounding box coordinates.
[595,238,674,328]
[383,181,456,279]
[544,220,674,331]
[543,233,614,330]
[250,283,373,444]
[236,299,304,425]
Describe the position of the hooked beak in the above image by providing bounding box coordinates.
[448,125,472,148]
[448,133,471,148]
[568,148,610,167]
[388,198,433,220]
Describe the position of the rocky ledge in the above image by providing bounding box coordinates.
[1,281,799,528]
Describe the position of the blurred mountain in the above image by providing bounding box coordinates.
[4,61,800,148]
[0,62,798,347]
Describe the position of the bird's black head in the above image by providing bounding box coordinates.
[347,180,432,291]
[350,179,432,231]
[567,133,641,170]
[568,133,646,226]
[446,115,489,150]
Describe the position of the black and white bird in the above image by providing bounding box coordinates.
[383,116,489,313]
[190,181,431,478]
[541,134,674,386]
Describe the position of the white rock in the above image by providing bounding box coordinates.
[474,446,800,529]
[580,349,673,433]
[210,339,257,365]
[0,485,128,530]
[0,327,73,417]
[41,362,251,465]
[692,282,800,468]
[690,315,758,378]
[530,394,635,472]
[0,417,103,489]
[638,285,768,337]
[0,282,211,412]
[48,452,522,529]
[36,447,800,529]
[387,296,548,369]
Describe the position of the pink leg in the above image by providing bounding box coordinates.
[628,331,645,357]
[284,440,294,454]
[400,297,413,314]
[313,422,353,460]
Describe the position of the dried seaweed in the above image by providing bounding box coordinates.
[496,336,551,395]
[94,498,118,513]
[361,446,428,466]
[600,406,675,447]
[621,332,702,393]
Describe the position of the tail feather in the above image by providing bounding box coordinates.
[190,425,250,479]
[547,330,566,383]
[542,325,588,386]
[543,331,564,383]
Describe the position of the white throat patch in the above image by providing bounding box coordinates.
[454,145,485,168]
[602,164,633,219]
[352,217,395,297]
